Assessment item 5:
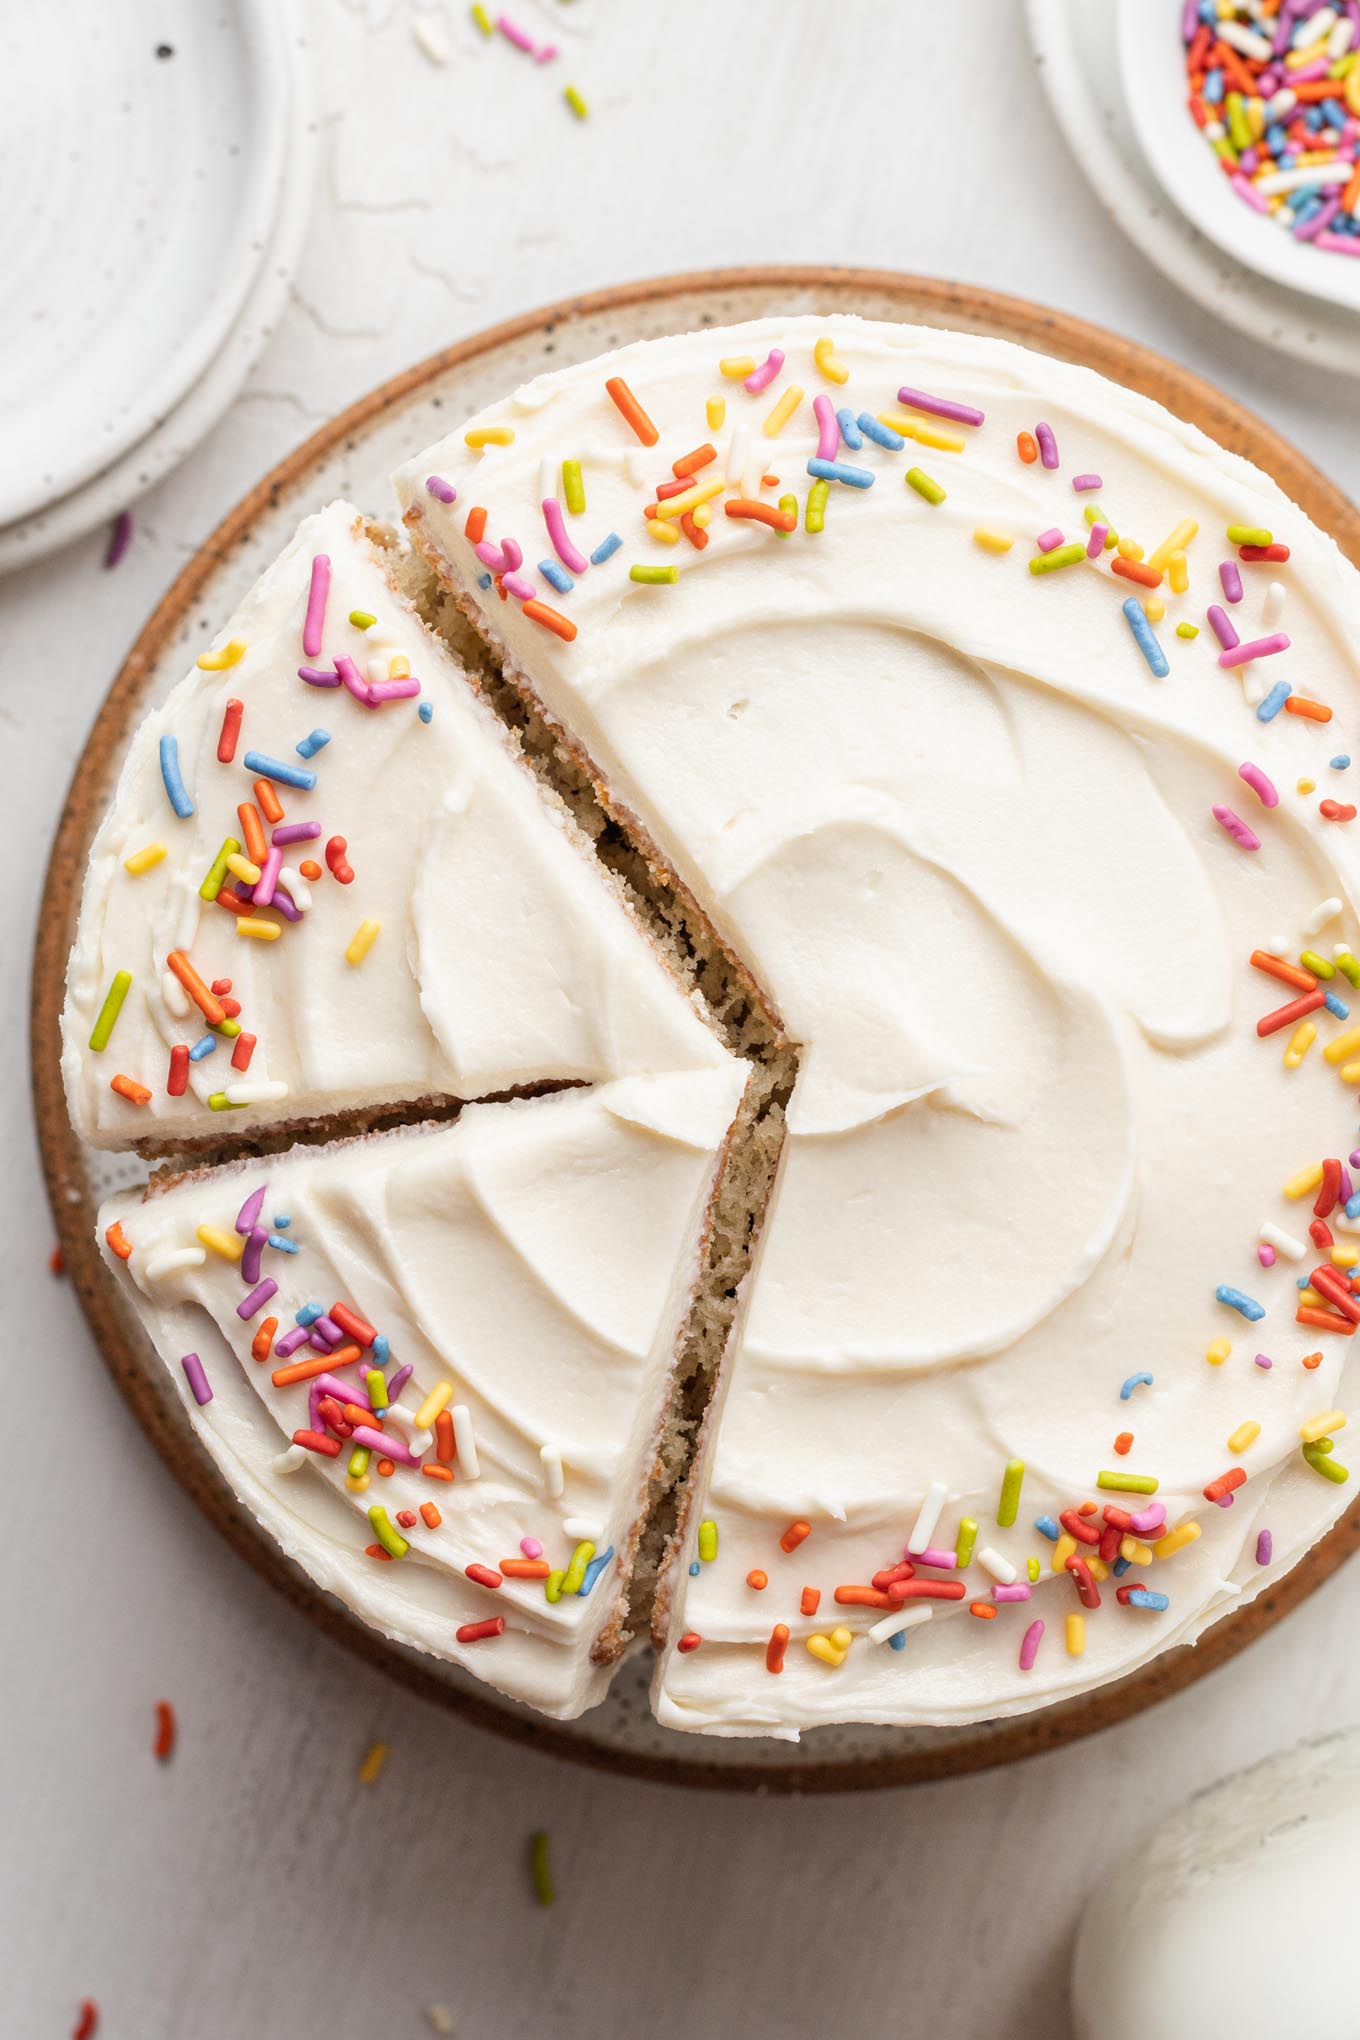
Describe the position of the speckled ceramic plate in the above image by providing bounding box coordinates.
[33,267,1360,1792]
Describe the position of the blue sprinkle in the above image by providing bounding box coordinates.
[158,734,194,818]
[856,412,904,451]
[272,1215,291,1229]
[688,1561,700,1576]
[1120,1370,1154,1401]
[267,1234,300,1254]
[1203,71,1224,104]
[1346,1194,1360,1221]
[1034,1515,1060,1541]
[1112,1555,1131,1577]
[1325,991,1350,1020]
[296,1301,324,1327]
[578,1546,615,1597]
[538,559,573,595]
[186,1035,216,1063]
[1127,1588,1169,1611]
[835,408,863,450]
[589,532,622,565]
[1298,1276,1312,1291]
[476,572,493,589]
[1217,1284,1265,1321]
[1122,598,1169,678]
[296,728,331,760]
[888,1628,908,1651]
[807,456,874,489]
[1257,680,1292,722]
[1332,755,1351,770]
[242,750,316,792]
[418,701,433,724]
[372,1333,390,1364]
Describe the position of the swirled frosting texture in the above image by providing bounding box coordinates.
[398,314,1360,1736]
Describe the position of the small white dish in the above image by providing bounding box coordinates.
[1118,0,1360,315]
[0,0,292,528]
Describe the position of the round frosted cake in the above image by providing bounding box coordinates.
[65,314,1360,1739]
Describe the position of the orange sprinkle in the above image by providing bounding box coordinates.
[105,1220,133,1261]
[299,858,321,881]
[746,1568,768,1590]
[434,1408,456,1463]
[780,1519,811,1553]
[421,1462,455,1482]
[251,1316,278,1362]
[672,442,717,478]
[1345,165,1360,212]
[365,1542,393,1562]
[237,802,267,865]
[1303,1349,1325,1370]
[799,1586,820,1616]
[153,1700,176,1761]
[1077,1500,1099,1516]
[254,777,284,824]
[1114,1430,1133,1455]
[1284,696,1333,723]
[766,1623,790,1674]
[376,1457,395,1477]
[679,511,708,550]
[1297,1305,1355,1335]
[970,1600,998,1618]
[1111,556,1163,589]
[604,374,659,446]
[1017,431,1038,464]
[726,498,797,533]
[420,1503,443,1529]
[501,1558,552,1578]
[111,1074,151,1105]
[761,473,780,488]
[465,504,487,544]
[271,1343,362,1389]
[834,1584,897,1609]
[166,950,226,1027]
[522,598,577,643]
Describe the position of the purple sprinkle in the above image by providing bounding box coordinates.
[426,475,457,504]
[1219,560,1244,604]
[1035,422,1059,470]
[1256,1529,1273,1565]
[181,1352,212,1406]
[235,1184,267,1236]
[1255,1352,1274,1370]
[1072,473,1102,492]
[1349,1149,1360,1171]
[273,1325,313,1359]
[311,1314,344,1345]
[896,383,985,429]
[387,1362,415,1400]
[298,665,342,688]
[237,1279,278,1322]
[240,1226,268,1287]
[1207,604,1241,651]
[1295,195,1341,244]
[271,821,321,846]
[103,509,134,570]
[1037,526,1064,553]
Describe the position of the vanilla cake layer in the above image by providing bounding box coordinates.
[398,313,1360,1736]
[62,501,730,1154]
[98,1069,748,1718]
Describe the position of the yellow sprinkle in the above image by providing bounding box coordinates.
[1206,1338,1232,1366]
[647,515,681,545]
[813,336,850,385]
[1154,1520,1202,1560]
[762,385,803,437]
[1052,1532,1078,1573]
[692,503,713,529]
[973,527,1015,554]
[719,355,756,380]
[655,477,726,522]
[563,84,588,120]
[1299,777,1317,795]
[346,919,381,966]
[1087,1555,1109,1583]
[236,916,282,942]
[196,1224,244,1263]
[1147,518,1198,573]
[1341,1060,1360,1085]
[880,413,966,453]
[464,425,514,448]
[706,396,725,430]
[1228,1420,1261,1454]
[1323,1027,1360,1064]
[123,842,167,875]
[1284,1162,1325,1199]
[1168,549,1190,594]
[196,637,246,671]
[345,1473,370,1494]
[1300,1286,1328,1309]
[415,1381,453,1430]
[1066,1613,1086,1657]
[1332,1246,1359,1269]
[1120,1536,1154,1565]
[225,853,262,885]
[1116,537,1145,562]
[1284,1020,1317,1068]
[1144,597,1165,623]
[471,2,493,32]
[806,1632,848,1668]
[357,1740,388,1786]
[389,654,411,680]
[1302,1409,1347,1444]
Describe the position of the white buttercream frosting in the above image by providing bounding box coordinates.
[397,313,1360,1737]
[98,1069,747,1718]
[62,500,728,1147]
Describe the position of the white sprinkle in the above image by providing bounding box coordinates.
[1304,898,1344,938]
[1294,5,1337,47]
[977,1544,1018,1585]
[538,454,556,504]
[425,2007,455,2036]
[540,1442,565,1498]
[1263,88,1297,123]
[906,1479,949,1556]
[224,1079,289,1106]
[563,1514,605,1542]
[162,969,191,1021]
[1218,17,1273,59]
[382,1404,433,1457]
[1268,931,1291,958]
[1260,1221,1307,1262]
[1263,579,1288,627]
[274,1444,309,1474]
[144,1246,207,1282]
[280,864,311,912]
[868,1604,934,1646]
[173,886,201,954]
[411,11,451,64]
[1330,16,1354,58]
[726,425,750,489]
[452,1403,480,1479]
[1256,161,1355,196]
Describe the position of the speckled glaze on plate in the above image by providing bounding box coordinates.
[33,267,1360,1793]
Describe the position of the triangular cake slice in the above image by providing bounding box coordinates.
[98,1066,747,1718]
[63,500,729,1153]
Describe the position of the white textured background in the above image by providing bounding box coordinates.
[9,4,1360,2035]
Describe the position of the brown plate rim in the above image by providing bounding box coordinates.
[33,262,1360,1793]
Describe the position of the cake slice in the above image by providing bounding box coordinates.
[62,500,730,1154]
[98,1066,748,1718]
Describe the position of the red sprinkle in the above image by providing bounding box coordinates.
[292,1429,342,1458]
[330,1302,378,1348]
[153,1700,176,1761]
[325,836,355,884]
[1257,989,1327,1037]
[217,698,244,764]
[1320,800,1357,822]
[1238,543,1290,562]
[456,1617,506,1643]
[466,1563,503,1590]
[73,2001,99,2040]
[677,1631,703,1652]
[167,1043,190,1095]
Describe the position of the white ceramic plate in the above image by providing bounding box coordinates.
[1027,0,1360,375]
[1118,0,1360,314]
[0,0,292,528]
[0,5,316,576]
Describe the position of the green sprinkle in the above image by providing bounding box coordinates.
[1304,1441,1349,1483]
[955,1516,978,1569]
[1026,1555,1041,1584]
[629,564,677,584]
[214,1017,243,1040]
[348,1447,371,1479]
[1029,543,1087,575]
[1335,949,1360,989]
[471,2,493,33]
[1096,1470,1159,1494]
[365,1368,388,1409]
[207,1093,246,1112]
[88,970,132,1053]
[1226,524,1272,547]
[1083,503,1118,548]
[564,84,588,120]
[198,834,241,902]
[544,1569,566,1604]
[997,1459,1025,1527]
[561,1541,594,1596]
[775,492,797,538]
[905,467,945,505]
[697,1519,718,1563]
[806,478,829,534]
[1300,950,1336,980]
[1225,92,1251,154]
[530,1830,555,1906]
[348,609,376,630]
[368,1504,408,1559]
[562,460,586,514]
[1176,622,1199,639]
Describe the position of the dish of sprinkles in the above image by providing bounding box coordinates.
[1183,0,1360,250]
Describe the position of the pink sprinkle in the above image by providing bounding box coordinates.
[350,1425,420,1466]
[475,535,523,576]
[812,393,840,462]
[303,554,331,659]
[1072,473,1102,492]
[1219,633,1290,671]
[910,1546,958,1571]
[1127,1503,1166,1535]
[253,847,283,906]
[1256,1529,1273,1565]
[896,384,985,429]
[367,677,422,703]
[1037,527,1064,553]
[520,1536,544,1559]
[1018,1618,1044,1671]
[335,655,370,704]
[1258,1243,1277,1269]
[1255,1352,1273,1371]
[103,508,134,569]
[1238,761,1279,808]
[744,348,784,396]
[534,41,557,62]
[426,475,456,504]
[1315,232,1360,257]
[498,12,535,51]
[994,1584,1032,1603]
[1231,173,1272,215]
[1212,804,1261,851]
[502,570,537,601]
[1220,560,1244,604]
[542,497,589,575]
[1085,522,1108,559]
[1035,421,1059,470]
[1207,604,1240,651]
